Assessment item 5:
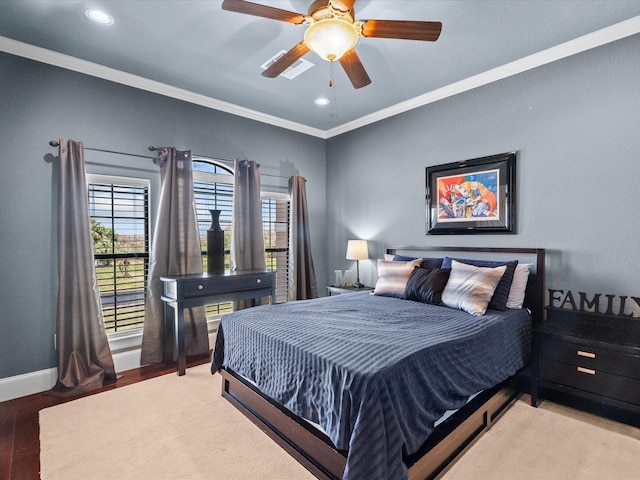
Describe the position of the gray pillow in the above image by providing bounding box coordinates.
[442,260,507,316]
[373,259,421,298]
[442,257,517,311]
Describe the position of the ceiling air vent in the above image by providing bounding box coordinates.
[261,50,314,79]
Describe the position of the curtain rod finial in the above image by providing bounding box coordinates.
[49,140,60,147]
[148,146,157,152]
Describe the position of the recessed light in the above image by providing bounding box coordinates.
[85,9,114,25]
[314,98,330,106]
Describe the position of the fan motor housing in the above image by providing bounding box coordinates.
[308,0,355,23]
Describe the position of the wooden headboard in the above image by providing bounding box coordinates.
[385,246,546,325]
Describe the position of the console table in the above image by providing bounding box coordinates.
[161,270,276,375]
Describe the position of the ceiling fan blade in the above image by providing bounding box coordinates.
[339,49,371,89]
[361,20,442,41]
[262,42,310,78]
[222,0,305,24]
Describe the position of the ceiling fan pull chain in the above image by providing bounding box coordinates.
[329,61,339,119]
[329,59,334,88]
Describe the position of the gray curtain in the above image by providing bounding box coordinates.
[52,138,116,396]
[288,176,318,300]
[140,148,208,365]
[230,160,265,309]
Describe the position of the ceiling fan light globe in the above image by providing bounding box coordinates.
[304,18,358,61]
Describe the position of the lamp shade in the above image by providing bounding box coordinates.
[304,18,359,61]
[346,240,368,260]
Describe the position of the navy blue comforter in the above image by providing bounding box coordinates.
[211,292,531,480]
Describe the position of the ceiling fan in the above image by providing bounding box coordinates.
[221,0,442,89]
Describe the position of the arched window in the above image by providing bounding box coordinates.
[193,159,289,315]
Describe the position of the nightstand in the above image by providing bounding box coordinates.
[327,285,374,296]
[532,307,640,427]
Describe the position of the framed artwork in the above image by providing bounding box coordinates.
[426,152,516,234]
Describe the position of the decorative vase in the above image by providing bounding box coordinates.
[206,209,225,274]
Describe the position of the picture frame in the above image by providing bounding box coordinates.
[426,152,516,234]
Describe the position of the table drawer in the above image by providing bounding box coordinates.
[538,338,640,381]
[182,273,272,298]
[539,357,640,406]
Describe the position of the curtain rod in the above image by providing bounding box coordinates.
[47,141,292,181]
[48,140,155,160]
[146,146,260,169]
[47,140,243,165]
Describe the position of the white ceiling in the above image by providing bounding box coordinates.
[1,1,640,138]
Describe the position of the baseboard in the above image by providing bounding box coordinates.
[0,367,59,403]
[0,349,142,403]
[0,320,218,403]
[112,349,143,374]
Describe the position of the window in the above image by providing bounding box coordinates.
[193,159,289,311]
[193,161,234,316]
[87,175,149,333]
[86,163,287,334]
[262,193,290,303]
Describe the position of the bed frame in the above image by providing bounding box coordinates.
[218,246,545,480]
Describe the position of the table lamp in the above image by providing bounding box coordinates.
[346,240,368,288]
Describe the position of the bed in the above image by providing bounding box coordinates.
[211,246,545,480]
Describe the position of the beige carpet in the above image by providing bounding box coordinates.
[40,364,315,480]
[40,364,640,480]
[444,396,640,480]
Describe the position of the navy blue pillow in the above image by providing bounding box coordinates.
[441,257,518,311]
[404,268,451,305]
[393,255,443,270]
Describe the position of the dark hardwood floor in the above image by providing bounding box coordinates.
[0,353,211,480]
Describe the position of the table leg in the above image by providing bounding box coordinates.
[531,334,540,407]
[176,304,186,376]
[163,302,175,365]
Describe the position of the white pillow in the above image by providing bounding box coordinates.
[373,258,421,298]
[506,263,531,309]
[442,260,507,316]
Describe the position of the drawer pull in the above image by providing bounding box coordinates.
[198,284,204,290]
[577,366,596,375]
[577,350,595,359]
[256,278,262,284]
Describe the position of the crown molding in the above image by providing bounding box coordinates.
[325,15,640,138]
[2,15,639,141]
[0,35,327,139]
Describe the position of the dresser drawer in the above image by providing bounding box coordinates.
[539,357,640,406]
[538,337,640,381]
[182,273,272,298]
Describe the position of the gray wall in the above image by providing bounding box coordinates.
[0,53,327,379]
[2,32,640,381]
[326,34,640,306]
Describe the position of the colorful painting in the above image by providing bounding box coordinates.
[426,152,515,234]
[436,169,499,222]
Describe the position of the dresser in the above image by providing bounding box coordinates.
[532,307,640,426]
[161,270,276,375]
